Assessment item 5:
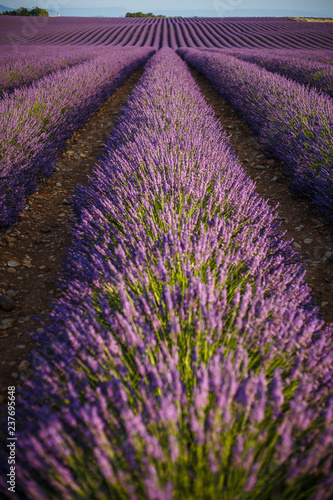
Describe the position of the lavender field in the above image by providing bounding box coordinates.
[0,16,333,500]
[1,16,333,49]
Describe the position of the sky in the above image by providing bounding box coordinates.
[3,0,333,16]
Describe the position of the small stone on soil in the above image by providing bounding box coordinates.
[323,252,333,263]
[18,360,30,372]
[7,260,19,267]
[0,294,14,312]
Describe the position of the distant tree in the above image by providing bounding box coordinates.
[16,7,30,15]
[30,6,49,16]
[1,6,49,16]
[125,12,166,18]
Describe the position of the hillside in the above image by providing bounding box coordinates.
[0,4,13,13]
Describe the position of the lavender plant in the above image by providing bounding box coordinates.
[225,49,333,99]
[179,48,333,222]
[0,47,154,228]
[1,48,332,499]
[0,46,104,97]
[1,16,332,49]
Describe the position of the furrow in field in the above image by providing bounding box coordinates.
[1,17,332,49]
[191,68,333,324]
[0,48,153,229]
[0,67,144,422]
[179,49,333,222]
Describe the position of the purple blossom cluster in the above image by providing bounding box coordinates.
[0,46,104,97]
[1,48,332,499]
[178,48,333,222]
[0,47,154,229]
[224,48,333,100]
[243,49,333,67]
[1,16,332,49]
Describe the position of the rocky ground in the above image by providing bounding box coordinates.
[0,65,332,428]
[194,71,333,324]
[0,68,143,419]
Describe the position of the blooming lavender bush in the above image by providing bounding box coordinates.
[0,47,154,229]
[179,48,333,222]
[0,46,103,97]
[225,49,333,100]
[1,48,332,499]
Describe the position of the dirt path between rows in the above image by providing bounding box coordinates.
[0,68,144,425]
[0,63,332,437]
[192,70,333,325]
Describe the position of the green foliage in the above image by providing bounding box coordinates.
[1,6,49,16]
[125,11,166,18]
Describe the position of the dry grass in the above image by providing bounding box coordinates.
[288,17,333,23]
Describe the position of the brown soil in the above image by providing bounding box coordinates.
[0,67,144,424]
[0,63,332,438]
[193,70,333,325]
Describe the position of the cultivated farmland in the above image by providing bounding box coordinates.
[0,16,333,500]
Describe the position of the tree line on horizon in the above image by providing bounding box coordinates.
[125,12,185,18]
[1,6,49,16]
[125,12,166,18]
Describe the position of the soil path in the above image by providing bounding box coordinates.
[192,69,333,325]
[0,67,144,416]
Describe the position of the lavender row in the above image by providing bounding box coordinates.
[230,48,333,66]
[0,46,104,97]
[225,48,333,100]
[1,16,332,49]
[2,48,332,499]
[179,48,333,222]
[0,47,154,229]
[195,47,333,66]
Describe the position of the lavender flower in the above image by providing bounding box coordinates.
[0,48,332,500]
[179,47,333,222]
